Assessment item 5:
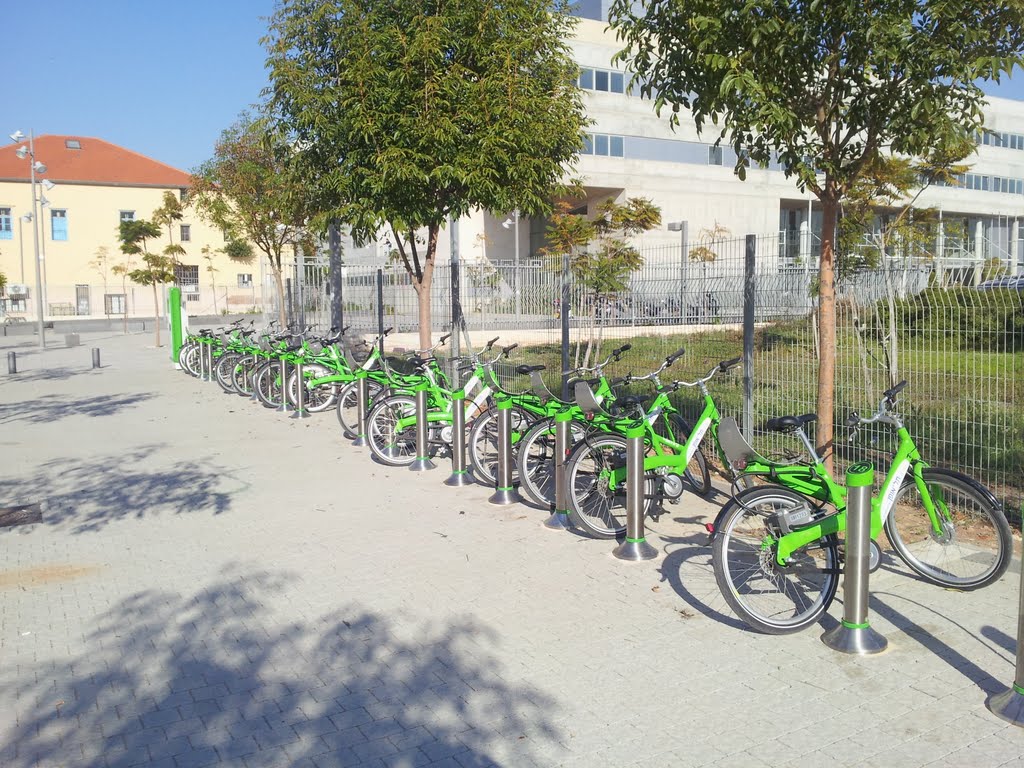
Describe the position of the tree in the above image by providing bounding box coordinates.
[265,0,588,349]
[191,113,313,326]
[542,197,661,365]
[153,191,187,272]
[609,0,1024,466]
[119,219,172,346]
[202,246,220,314]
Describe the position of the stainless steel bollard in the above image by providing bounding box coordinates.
[91,348,101,369]
[291,357,310,419]
[544,410,573,529]
[822,462,887,654]
[203,342,214,382]
[489,398,520,504]
[7,351,16,374]
[352,374,369,447]
[987,504,1024,726]
[409,385,436,471]
[277,357,290,413]
[444,390,472,486]
[613,423,658,560]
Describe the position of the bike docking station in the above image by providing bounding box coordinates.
[291,353,311,420]
[543,409,573,530]
[986,503,1024,726]
[277,354,291,414]
[409,381,436,471]
[612,422,659,561]
[444,389,473,486]
[822,461,888,655]
[203,340,214,383]
[351,372,370,447]
[489,396,520,504]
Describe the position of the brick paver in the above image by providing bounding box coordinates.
[0,330,1022,767]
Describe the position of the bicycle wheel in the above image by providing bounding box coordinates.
[215,353,241,393]
[516,418,587,508]
[336,380,385,439]
[565,434,656,539]
[287,364,338,413]
[232,356,258,396]
[254,361,285,408]
[179,343,200,377]
[712,486,840,635]
[467,406,534,486]
[653,413,711,498]
[884,468,1011,590]
[366,395,419,466]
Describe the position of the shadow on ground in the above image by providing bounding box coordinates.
[0,565,562,768]
[0,366,103,384]
[1,445,234,533]
[0,392,154,424]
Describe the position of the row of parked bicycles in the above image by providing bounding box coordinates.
[177,319,1013,635]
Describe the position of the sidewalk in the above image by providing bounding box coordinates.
[0,332,1021,768]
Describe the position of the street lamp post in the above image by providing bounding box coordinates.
[11,130,48,348]
[502,209,522,318]
[667,220,689,321]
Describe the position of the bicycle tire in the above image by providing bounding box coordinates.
[287,364,338,413]
[179,343,200,377]
[564,433,657,539]
[712,486,840,635]
[336,380,386,439]
[516,418,586,509]
[366,395,419,466]
[467,405,534,486]
[231,356,258,396]
[884,468,1011,590]
[254,360,285,408]
[215,353,241,393]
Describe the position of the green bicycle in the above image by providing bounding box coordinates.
[709,381,1013,634]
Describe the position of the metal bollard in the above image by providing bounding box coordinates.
[91,348,101,369]
[277,357,290,413]
[7,351,16,374]
[987,503,1024,726]
[544,410,573,530]
[613,423,658,560]
[822,462,887,654]
[203,342,214,383]
[291,357,310,419]
[351,373,369,447]
[488,397,520,504]
[409,384,436,471]
[444,389,472,486]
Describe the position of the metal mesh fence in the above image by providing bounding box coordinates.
[262,233,1021,512]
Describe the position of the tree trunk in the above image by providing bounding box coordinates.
[415,228,440,351]
[815,196,839,472]
[272,266,287,327]
[152,283,162,347]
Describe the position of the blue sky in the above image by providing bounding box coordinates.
[5,0,1024,174]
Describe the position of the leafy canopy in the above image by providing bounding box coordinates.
[608,0,1024,200]
[264,0,589,243]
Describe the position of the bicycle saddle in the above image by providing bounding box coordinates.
[766,413,817,433]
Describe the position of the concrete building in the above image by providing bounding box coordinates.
[0,135,263,321]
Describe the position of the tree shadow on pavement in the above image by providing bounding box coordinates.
[1,366,102,384]
[2,445,234,533]
[0,565,563,768]
[0,392,155,424]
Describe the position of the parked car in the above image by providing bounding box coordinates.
[976,275,1024,290]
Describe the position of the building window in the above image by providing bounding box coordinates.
[709,146,724,165]
[51,209,68,241]
[610,72,625,93]
[65,139,81,149]
[238,273,253,287]
[0,207,11,240]
[105,294,127,314]
[175,264,199,286]
[595,70,609,92]
[578,68,594,90]
[582,134,594,154]
[610,136,624,158]
[120,210,135,222]
[180,224,191,242]
[179,188,189,203]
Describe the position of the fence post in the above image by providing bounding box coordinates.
[296,245,307,331]
[444,390,472,486]
[822,462,887,654]
[329,220,344,331]
[612,423,658,561]
[543,410,573,530]
[410,382,436,471]
[743,234,756,440]
[488,397,520,505]
[376,268,385,357]
[285,277,294,330]
[561,250,571,400]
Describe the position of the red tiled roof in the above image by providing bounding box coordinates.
[0,135,192,188]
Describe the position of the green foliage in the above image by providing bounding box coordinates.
[224,239,255,264]
[127,253,177,288]
[866,286,1024,352]
[118,219,162,259]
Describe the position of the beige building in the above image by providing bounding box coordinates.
[0,135,264,321]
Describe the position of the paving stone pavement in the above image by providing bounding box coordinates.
[0,331,1022,768]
